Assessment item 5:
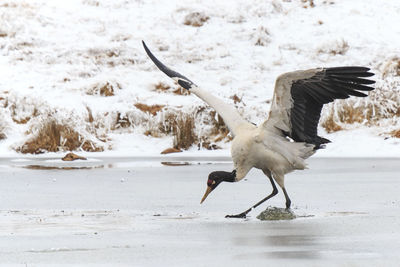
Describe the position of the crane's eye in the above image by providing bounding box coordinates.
[207,179,216,186]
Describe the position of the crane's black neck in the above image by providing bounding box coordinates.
[209,170,236,183]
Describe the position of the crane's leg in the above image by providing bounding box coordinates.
[282,187,291,210]
[273,173,291,210]
[225,175,278,218]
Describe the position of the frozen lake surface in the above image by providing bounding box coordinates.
[0,157,399,266]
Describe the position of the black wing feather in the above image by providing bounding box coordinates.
[289,67,375,149]
[142,41,195,90]
[325,66,374,76]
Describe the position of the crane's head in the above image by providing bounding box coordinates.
[200,170,236,204]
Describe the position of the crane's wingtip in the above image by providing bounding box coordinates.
[141,41,196,90]
[142,40,150,54]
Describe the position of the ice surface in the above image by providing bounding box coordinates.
[0,157,399,265]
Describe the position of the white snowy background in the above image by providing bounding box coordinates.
[1,0,400,157]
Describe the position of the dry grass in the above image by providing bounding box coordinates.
[18,120,103,154]
[157,111,197,150]
[321,77,400,132]
[391,129,400,138]
[252,26,271,47]
[150,110,199,150]
[183,12,209,27]
[85,48,136,67]
[11,106,38,124]
[86,106,94,123]
[144,129,162,138]
[134,103,165,116]
[153,82,190,96]
[321,108,343,133]
[86,105,231,152]
[381,57,400,78]
[209,110,230,138]
[198,139,221,150]
[172,87,190,96]
[7,99,39,124]
[0,96,6,105]
[114,112,132,128]
[99,82,115,96]
[154,82,171,92]
[302,0,315,8]
[86,81,121,96]
[160,147,182,154]
[0,125,6,140]
[322,102,375,132]
[172,113,197,150]
[62,152,87,161]
[231,94,243,105]
[317,39,349,56]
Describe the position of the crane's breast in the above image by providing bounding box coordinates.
[230,131,257,181]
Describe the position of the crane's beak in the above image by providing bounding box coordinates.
[200,186,213,204]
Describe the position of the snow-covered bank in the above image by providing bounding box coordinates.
[1,0,399,157]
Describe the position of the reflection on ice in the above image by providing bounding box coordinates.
[23,165,104,170]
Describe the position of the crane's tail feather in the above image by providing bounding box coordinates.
[142,41,195,90]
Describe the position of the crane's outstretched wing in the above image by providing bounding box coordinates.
[262,67,375,148]
[143,41,250,136]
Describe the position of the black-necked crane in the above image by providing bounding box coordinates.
[143,41,375,218]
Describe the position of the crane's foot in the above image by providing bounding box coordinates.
[225,212,247,219]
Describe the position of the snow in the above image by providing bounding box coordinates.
[1,0,400,158]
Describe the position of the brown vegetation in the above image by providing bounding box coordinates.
[154,82,171,92]
[322,80,400,133]
[161,147,182,154]
[302,0,315,8]
[134,103,165,116]
[62,152,87,161]
[198,139,221,150]
[9,102,39,125]
[18,120,103,154]
[183,12,209,27]
[86,106,94,123]
[87,81,121,96]
[114,112,132,129]
[154,110,198,150]
[209,110,230,140]
[317,39,349,56]
[172,114,197,150]
[172,87,190,96]
[322,102,373,132]
[99,82,115,96]
[0,126,6,140]
[390,129,400,138]
[231,94,242,104]
[253,26,271,47]
[337,104,371,124]
[321,113,343,133]
[381,57,400,78]
[154,82,190,96]
[85,48,136,67]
